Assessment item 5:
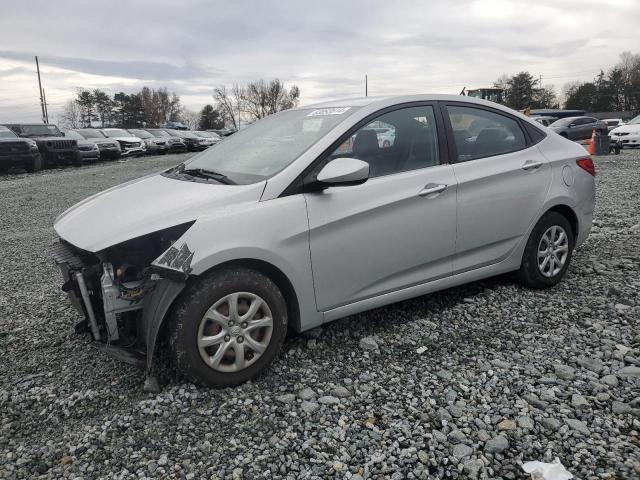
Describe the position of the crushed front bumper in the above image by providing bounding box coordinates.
[49,240,185,370]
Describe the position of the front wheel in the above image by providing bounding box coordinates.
[517,211,574,289]
[24,153,42,173]
[168,268,288,387]
[72,152,83,167]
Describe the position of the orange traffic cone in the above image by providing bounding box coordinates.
[587,129,597,155]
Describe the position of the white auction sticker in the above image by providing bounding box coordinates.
[307,107,351,116]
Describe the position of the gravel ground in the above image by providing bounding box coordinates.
[0,150,639,480]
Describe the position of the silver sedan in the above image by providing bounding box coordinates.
[51,95,595,387]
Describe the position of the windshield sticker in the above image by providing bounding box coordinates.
[307,107,351,116]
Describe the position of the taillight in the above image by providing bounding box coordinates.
[576,157,595,176]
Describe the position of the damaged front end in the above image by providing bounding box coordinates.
[49,222,194,370]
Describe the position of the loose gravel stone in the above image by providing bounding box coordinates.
[618,365,640,377]
[297,387,316,400]
[359,335,379,351]
[497,419,516,431]
[276,393,296,404]
[484,435,509,453]
[0,151,639,479]
[300,401,319,414]
[566,418,590,435]
[554,364,576,380]
[452,443,473,459]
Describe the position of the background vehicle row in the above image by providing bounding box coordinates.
[0,124,224,173]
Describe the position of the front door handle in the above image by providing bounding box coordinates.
[522,160,543,171]
[418,183,447,197]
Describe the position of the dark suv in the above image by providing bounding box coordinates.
[3,123,81,167]
[0,126,42,172]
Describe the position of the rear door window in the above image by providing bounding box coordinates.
[445,105,527,161]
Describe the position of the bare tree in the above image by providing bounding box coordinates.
[58,99,81,129]
[213,84,243,129]
[180,109,200,130]
[243,79,300,120]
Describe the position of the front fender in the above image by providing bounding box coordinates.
[151,194,323,332]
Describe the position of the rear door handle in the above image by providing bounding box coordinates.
[522,160,543,171]
[418,183,447,197]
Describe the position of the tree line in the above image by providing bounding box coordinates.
[58,78,300,131]
[492,51,640,113]
[59,87,184,129]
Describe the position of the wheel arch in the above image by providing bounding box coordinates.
[545,204,579,241]
[193,258,302,333]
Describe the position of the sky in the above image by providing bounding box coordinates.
[0,0,638,123]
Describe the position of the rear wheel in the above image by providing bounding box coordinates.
[168,268,288,387]
[517,211,574,289]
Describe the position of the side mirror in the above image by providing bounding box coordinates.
[316,158,369,187]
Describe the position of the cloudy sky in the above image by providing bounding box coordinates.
[0,0,638,123]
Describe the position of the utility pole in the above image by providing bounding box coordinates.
[43,89,49,123]
[35,56,47,124]
[365,75,368,97]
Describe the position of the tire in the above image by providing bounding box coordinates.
[383,140,391,148]
[168,267,288,388]
[517,211,574,289]
[72,152,83,167]
[24,153,42,173]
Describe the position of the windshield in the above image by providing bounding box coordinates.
[147,129,171,138]
[104,129,133,138]
[63,130,85,140]
[184,107,358,184]
[627,115,640,125]
[129,129,153,139]
[0,129,17,138]
[76,129,106,139]
[21,124,62,136]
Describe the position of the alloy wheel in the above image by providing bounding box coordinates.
[537,225,569,278]
[197,292,273,372]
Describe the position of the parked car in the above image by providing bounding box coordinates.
[603,118,625,132]
[192,130,222,148]
[50,94,595,388]
[208,129,236,137]
[62,130,100,162]
[0,125,42,172]
[609,114,640,148]
[129,129,169,155]
[99,129,145,157]
[372,127,396,147]
[532,116,558,127]
[3,123,81,167]
[547,116,607,140]
[144,129,188,153]
[164,129,207,151]
[72,129,121,160]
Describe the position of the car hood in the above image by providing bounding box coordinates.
[54,173,266,252]
[109,136,142,143]
[610,124,640,134]
[29,135,68,141]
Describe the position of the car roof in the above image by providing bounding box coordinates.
[301,94,506,109]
